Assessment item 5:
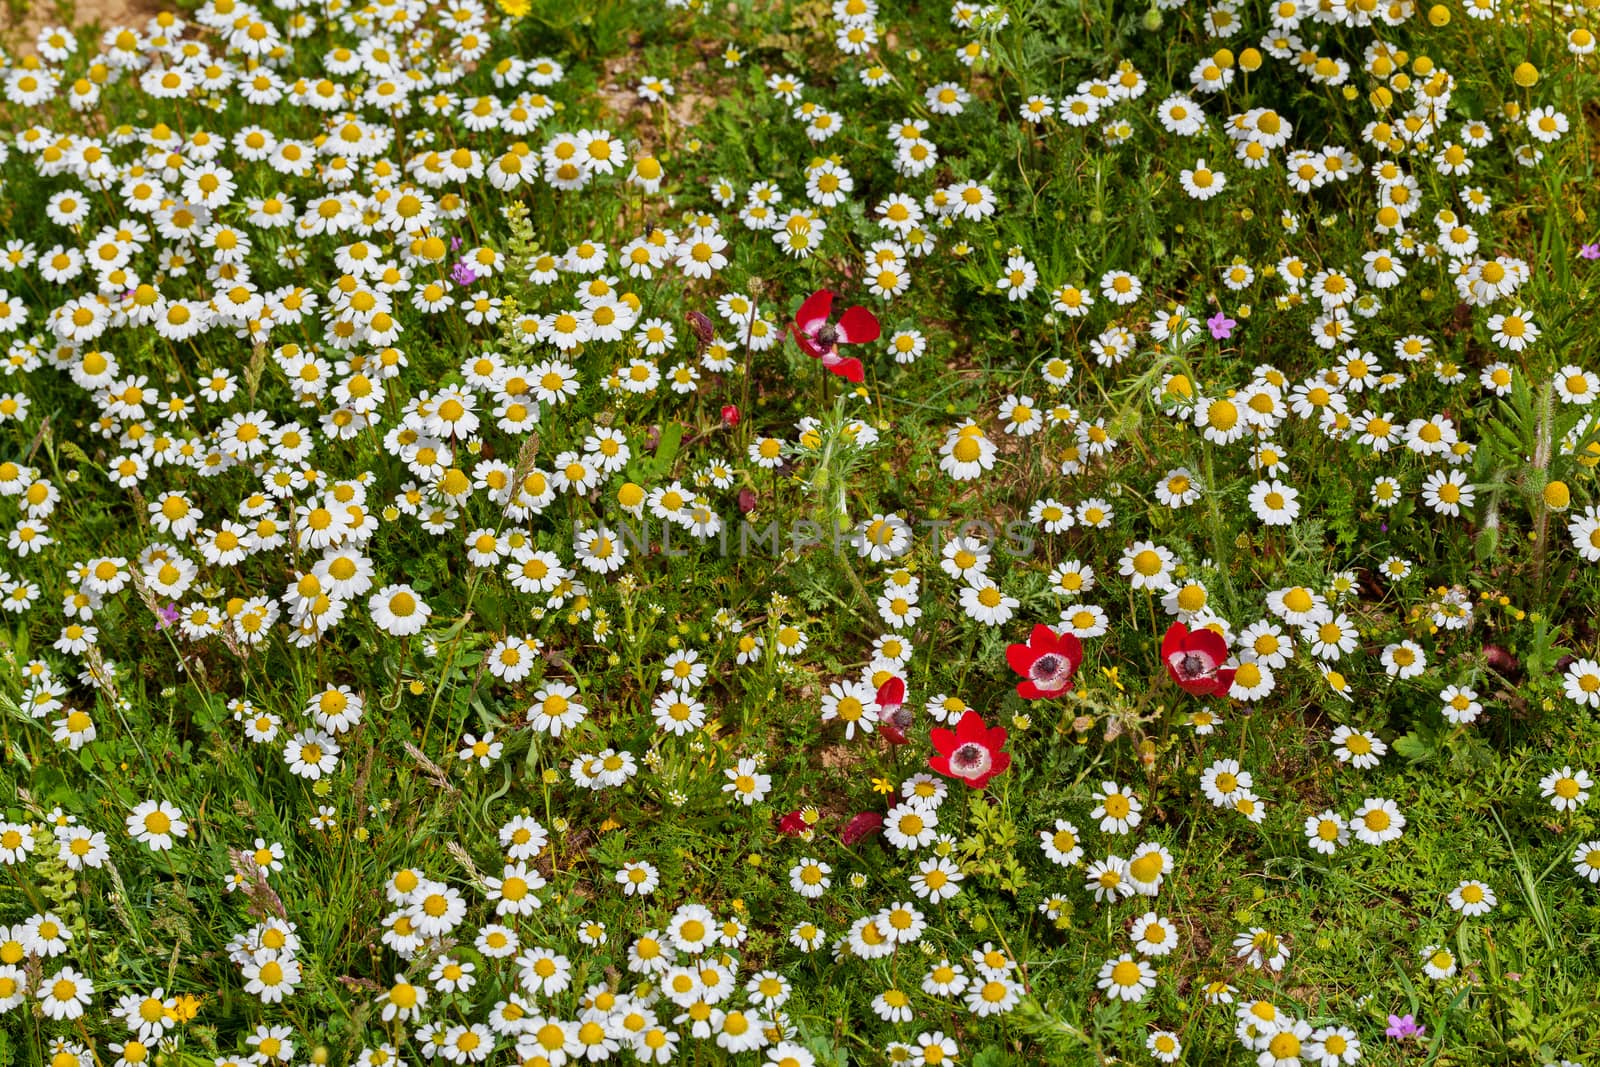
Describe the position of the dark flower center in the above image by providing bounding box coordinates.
[1174,651,1215,680]
[1029,653,1071,689]
[815,322,839,348]
[950,742,992,778]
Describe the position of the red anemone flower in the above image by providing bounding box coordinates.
[1161,621,1235,697]
[792,289,879,383]
[1005,624,1084,699]
[776,809,810,836]
[928,710,1011,789]
[842,811,885,845]
[875,676,910,745]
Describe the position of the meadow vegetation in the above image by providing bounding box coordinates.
[2,0,1600,1062]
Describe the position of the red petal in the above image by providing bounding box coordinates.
[827,357,864,382]
[1039,625,1083,667]
[1189,627,1229,662]
[1005,641,1037,677]
[795,289,834,334]
[928,726,957,755]
[1058,631,1084,670]
[835,304,881,344]
[1161,622,1186,663]
[954,709,988,740]
[841,811,883,845]
[876,677,905,707]
[965,749,1011,789]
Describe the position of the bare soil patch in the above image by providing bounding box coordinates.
[2,0,165,57]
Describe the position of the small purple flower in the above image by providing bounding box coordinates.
[1385,1014,1424,1041]
[1207,311,1236,340]
[1580,242,1600,261]
[450,260,479,288]
[450,236,464,252]
[155,602,181,630]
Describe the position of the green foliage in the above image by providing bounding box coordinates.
[2,0,1599,1061]
[956,794,1029,894]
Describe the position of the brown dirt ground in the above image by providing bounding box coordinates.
[597,32,721,155]
[2,0,165,58]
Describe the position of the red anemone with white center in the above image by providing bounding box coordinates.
[791,289,879,383]
[1160,621,1235,697]
[1005,624,1084,699]
[928,709,1011,789]
[875,676,911,745]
